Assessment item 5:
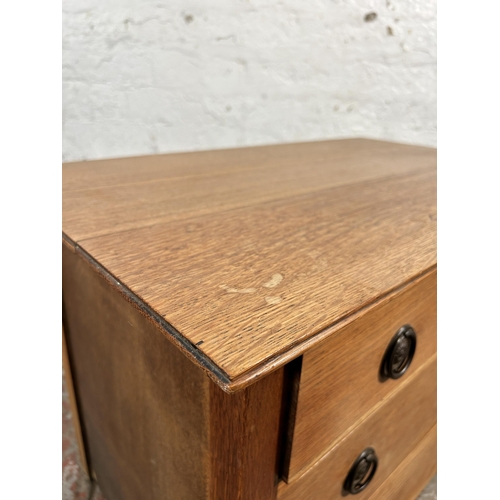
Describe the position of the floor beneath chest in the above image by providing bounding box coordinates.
[62,366,437,500]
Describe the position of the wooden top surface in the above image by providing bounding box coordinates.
[63,139,436,391]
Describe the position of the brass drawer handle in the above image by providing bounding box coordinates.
[343,447,378,494]
[381,325,417,380]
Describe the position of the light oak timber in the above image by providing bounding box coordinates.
[209,369,284,500]
[75,169,436,385]
[366,425,437,500]
[286,269,436,480]
[63,137,431,192]
[277,356,437,500]
[63,244,284,500]
[62,139,437,500]
[63,139,436,389]
[63,140,434,241]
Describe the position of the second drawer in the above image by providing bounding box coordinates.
[285,269,436,480]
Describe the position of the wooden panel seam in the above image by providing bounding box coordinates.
[71,167,435,243]
[64,229,437,394]
[63,138,434,193]
[64,145,431,193]
[71,167,436,377]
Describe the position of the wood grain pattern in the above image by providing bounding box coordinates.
[277,355,437,500]
[366,425,436,500]
[63,243,210,500]
[77,169,436,383]
[62,139,438,498]
[286,269,436,480]
[63,138,436,389]
[63,243,287,500]
[63,139,429,193]
[63,139,435,241]
[209,369,284,500]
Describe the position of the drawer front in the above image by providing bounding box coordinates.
[286,269,436,480]
[278,356,437,500]
[366,425,436,500]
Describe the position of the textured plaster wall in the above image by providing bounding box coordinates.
[62,0,436,162]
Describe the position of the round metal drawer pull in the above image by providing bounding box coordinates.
[343,447,378,495]
[381,325,417,380]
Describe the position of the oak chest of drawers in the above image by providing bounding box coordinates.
[62,138,437,500]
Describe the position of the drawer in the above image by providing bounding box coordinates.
[285,269,436,480]
[278,356,437,500]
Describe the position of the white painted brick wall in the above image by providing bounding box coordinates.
[62,0,436,161]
